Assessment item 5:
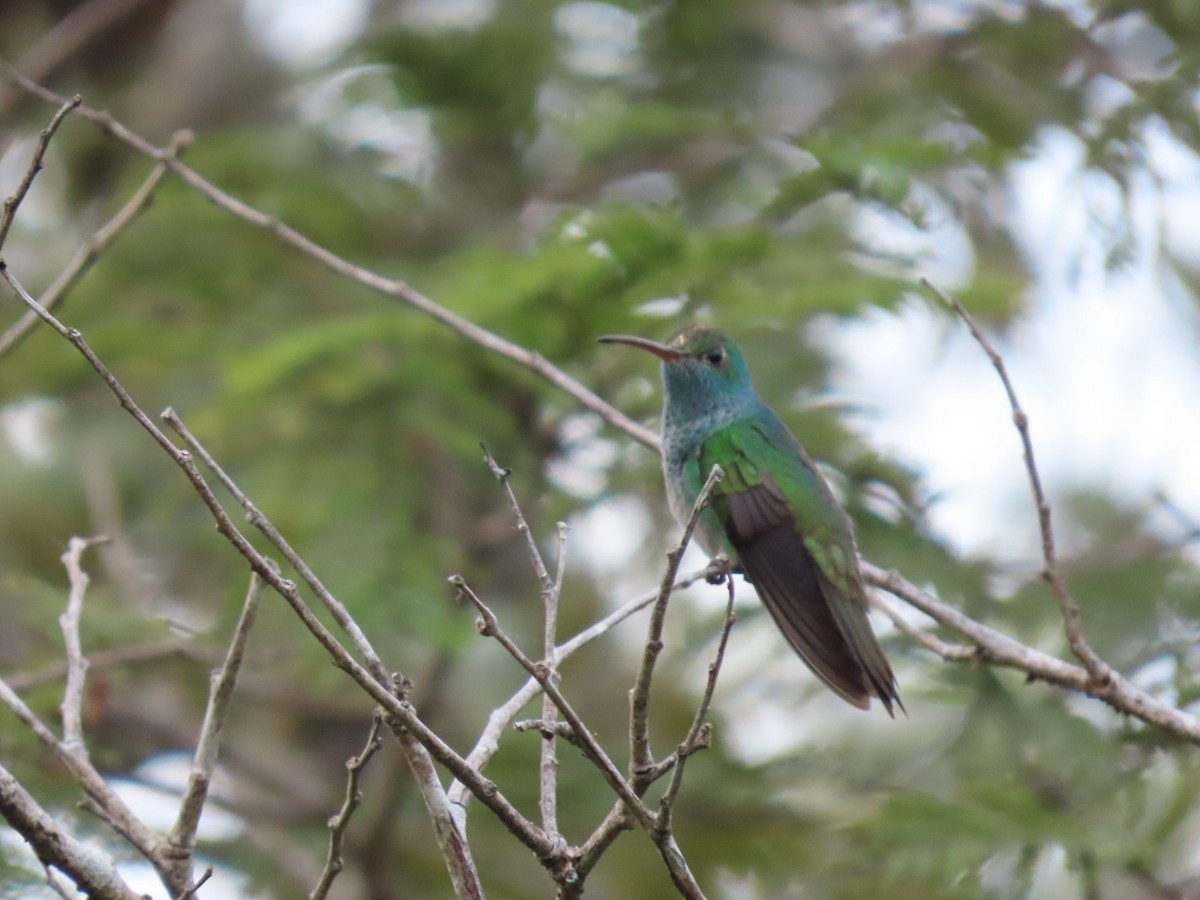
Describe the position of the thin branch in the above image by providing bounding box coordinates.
[161,408,391,690]
[0,130,188,362]
[3,638,213,692]
[634,728,713,786]
[451,575,658,835]
[448,567,709,811]
[572,806,633,889]
[58,535,109,756]
[539,522,569,841]
[3,66,659,450]
[310,713,385,900]
[176,867,213,900]
[0,261,524,897]
[481,446,570,842]
[0,0,157,120]
[630,465,724,776]
[0,761,142,900]
[862,562,1200,741]
[657,575,737,831]
[0,677,170,890]
[575,511,726,885]
[868,592,980,663]
[922,277,1112,685]
[0,93,79,253]
[453,467,721,896]
[481,446,556,594]
[389,717,487,900]
[456,573,711,894]
[168,573,267,869]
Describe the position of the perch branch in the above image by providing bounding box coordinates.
[630,465,723,775]
[657,577,736,831]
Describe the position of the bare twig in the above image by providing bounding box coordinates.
[922,277,1113,686]
[481,446,570,843]
[448,567,709,811]
[3,67,658,450]
[454,573,711,894]
[0,261,522,898]
[0,761,142,900]
[162,408,391,690]
[168,573,267,874]
[481,446,556,594]
[451,575,658,834]
[0,0,157,120]
[539,521,570,841]
[0,130,188,362]
[567,467,727,895]
[862,562,1200,741]
[58,535,109,756]
[310,713,385,900]
[0,93,79,253]
[389,718,486,900]
[868,592,980,663]
[575,477,725,887]
[176,867,213,900]
[657,576,736,831]
[630,465,724,775]
[0,676,171,891]
[3,638,213,692]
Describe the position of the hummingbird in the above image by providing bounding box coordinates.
[600,324,901,715]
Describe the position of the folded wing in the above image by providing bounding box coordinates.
[700,419,901,715]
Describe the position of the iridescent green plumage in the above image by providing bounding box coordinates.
[601,324,902,714]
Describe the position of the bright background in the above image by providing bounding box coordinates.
[2,1,1200,898]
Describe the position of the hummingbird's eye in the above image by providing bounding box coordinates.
[704,347,726,367]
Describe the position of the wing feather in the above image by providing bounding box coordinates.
[700,416,901,714]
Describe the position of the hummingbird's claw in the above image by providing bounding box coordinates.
[704,555,732,585]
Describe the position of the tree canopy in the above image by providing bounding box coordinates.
[2,1,1200,898]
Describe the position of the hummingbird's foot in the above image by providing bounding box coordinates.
[705,555,732,585]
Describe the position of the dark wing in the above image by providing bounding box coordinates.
[701,420,901,714]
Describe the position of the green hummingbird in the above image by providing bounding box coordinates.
[600,324,901,715]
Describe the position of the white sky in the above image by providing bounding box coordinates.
[828,122,1200,560]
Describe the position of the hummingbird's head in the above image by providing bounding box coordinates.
[599,324,758,424]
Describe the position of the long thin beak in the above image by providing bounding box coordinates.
[597,334,685,362]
